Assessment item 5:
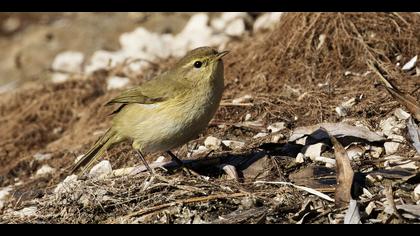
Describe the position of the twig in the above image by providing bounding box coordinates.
[123,192,247,219]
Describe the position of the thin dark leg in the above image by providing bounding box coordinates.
[166,151,184,167]
[136,150,154,174]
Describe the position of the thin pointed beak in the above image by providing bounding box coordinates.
[216,50,230,60]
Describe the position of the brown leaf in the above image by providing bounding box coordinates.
[321,127,354,207]
[368,61,420,121]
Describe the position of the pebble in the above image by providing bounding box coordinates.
[267,122,286,133]
[402,55,417,71]
[12,206,37,218]
[52,51,84,73]
[295,153,305,163]
[221,140,245,150]
[253,12,283,31]
[106,76,130,90]
[225,18,246,37]
[384,134,404,155]
[0,186,12,210]
[33,153,52,161]
[54,175,80,194]
[304,143,326,161]
[253,132,268,139]
[89,160,113,179]
[35,165,55,176]
[414,184,420,201]
[394,108,411,120]
[204,136,222,150]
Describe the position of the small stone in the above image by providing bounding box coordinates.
[402,55,417,71]
[253,132,268,139]
[414,184,420,201]
[221,164,239,180]
[33,153,52,161]
[13,206,37,218]
[335,97,358,117]
[295,153,305,163]
[253,12,283,31]
[346,145,364,161]
[225,18,246,37]
[267,122,286,133]
[271,134,284,143]
[369,146,383,158]
[52,51,84,73]
[192,145,208,156]
[35,165,55,176]
[244,113,252,121]
[154,156,166,163]
[303,143,327,161]
[221,140,245,150]
[51,73,69,83]
[2,16,20,33]
[384,134,404,155]
[0,186,12,210]
[107,76,130,90]
[204,136,222,150]
[394,108,411,120]
[54,175,80,194]
[232,94,252,104]
[89,160,113,179]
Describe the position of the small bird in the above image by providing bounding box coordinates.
[70,47,229,175]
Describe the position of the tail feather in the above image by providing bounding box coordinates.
[70,129,118,175]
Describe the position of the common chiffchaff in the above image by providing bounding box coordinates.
[71,47,229,175]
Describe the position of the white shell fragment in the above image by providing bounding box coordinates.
[402,55,417,71]
[89,160,113,179]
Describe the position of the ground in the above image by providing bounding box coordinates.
[0,13,419,224]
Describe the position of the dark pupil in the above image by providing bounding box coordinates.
[194,61,202,68]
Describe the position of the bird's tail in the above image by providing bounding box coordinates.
[70,128,119,175]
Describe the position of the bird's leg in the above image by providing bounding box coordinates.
[136,150,154,175]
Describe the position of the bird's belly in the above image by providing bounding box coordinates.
[122,97,219,153]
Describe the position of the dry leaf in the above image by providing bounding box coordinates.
[289,123,386,145]
[322,128,354,207]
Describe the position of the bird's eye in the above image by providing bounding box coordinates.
[193,61,202,68]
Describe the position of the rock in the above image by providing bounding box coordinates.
[51,73,69,83]
[220,12,248,22]
[154,156,166,163]
[267,122,286,133]
[346,145,364,160]
[225,18,246,37]
[210,18,226,31]
[52,51,84,73]
[190,145,209,157]
[380,116,405,136]
[316,34,326,50]
[0,186,12,210]
[232,94,253,104]
[253,132,268,139]
[394,108,411,120]
[33,152,52,161]
[107,76,130,90]
[303,143,327,161]
[335,97,358,117]
[384,134,404,155]
[13,206,37,218]
[369,146,383,158]
[204,136,222,150]
[402,55,417,71]
[244,113,252,121]
[54,174,80,194]
[414,184,420,201]
[35,165,55,176]
[89,160,113,179]
[2,16,21,33]
[253,12,283,31]
[271,134,284,143]
[295,153,305,163]
[221,140,245,150]
[221,164,239,180]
